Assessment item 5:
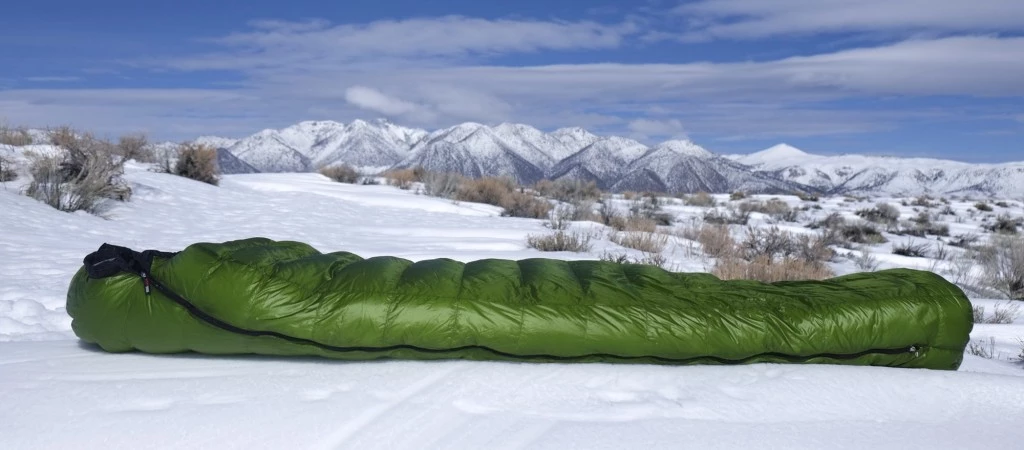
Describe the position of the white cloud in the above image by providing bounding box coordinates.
[674,0,1024,40]
[627,118,687,140]
[344,86,435,122]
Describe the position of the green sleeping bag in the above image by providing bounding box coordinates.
[66,238,974,370]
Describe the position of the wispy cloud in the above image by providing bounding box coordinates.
[673,0,1024,40]
[163,16,636,72]
[24,76,81,82]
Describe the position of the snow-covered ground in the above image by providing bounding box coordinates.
[2,162,1023,449]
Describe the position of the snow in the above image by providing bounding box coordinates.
[1,161,1023,449]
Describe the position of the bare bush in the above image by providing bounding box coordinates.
[320,164,361,184]
[949,233,981,249]
[973,303,1021,324]
[892,241,931,258]
[174,143,219,185]
[856,202,901,225]
[526,230,593,252]
[850,248,881,272]
[739,198,796,222]
[729,191,747,201]
[630,196,674,225]
[975,234,1024,300]
[712,255,834,282]
[968,337,996,359]
[684,192,717,207]
[703,207,750,225]
[116,133,153,163]
[25,128,132,213]
[975,202,994,212]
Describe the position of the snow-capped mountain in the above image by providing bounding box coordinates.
[222,119,426,173]
[394,123,547,185]
[548,136,650,188]
[612,140,808,194]
[171,121,1024,197]
[738,144,1024,197]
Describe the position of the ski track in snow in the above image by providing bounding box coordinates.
[1,163,1024,449]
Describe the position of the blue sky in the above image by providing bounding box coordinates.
[1,0,1022,162]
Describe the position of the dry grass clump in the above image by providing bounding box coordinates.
[684,191,717,207]
[0,123,33,146]
[610,229,668,254]
[526,230,593,252]
[174,143,219,185]
[320,164,361,183]
[712,255,834,283]
[384,168,419,190]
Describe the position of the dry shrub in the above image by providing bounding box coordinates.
[983,215,1022,235]
[0,123,33,146]
[856,202,901,225]
[25,129,132,213]
[713,255,834,282]
[421,170,464,198]
[739,198,794,222]
[975,202,994,212]
[116,133,153,163]
[729,191,747,201]
[975,234,1024,300]
[526,230,593,252]
[534,178,601,203]
[385,168,418,190]
[455,176,517,205]
[692,224,736,259]
[892,241,931,258]
[0,156,16,182]
[455,176,551,219]
[703,207,750,225]
[630,196,673,225]
[684,191,716,207]
[174,143,219,185]
[320,164,361,183]
[973,303,1021,324]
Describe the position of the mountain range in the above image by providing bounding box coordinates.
[170,119,1024,198]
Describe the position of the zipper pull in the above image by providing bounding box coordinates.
[909,345,919,357]
[141,271,152,295]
